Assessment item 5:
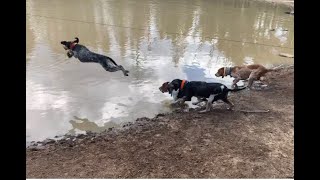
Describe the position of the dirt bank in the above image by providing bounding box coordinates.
[26,65,294,178]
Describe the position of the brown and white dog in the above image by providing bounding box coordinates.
[215,64,281,89]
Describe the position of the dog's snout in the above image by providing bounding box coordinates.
[159,87,163,92]
[215,73,223,78]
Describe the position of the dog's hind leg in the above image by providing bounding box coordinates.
[192,97,206,105]
[221,97,234,110]
[200,95,215,113]
[110,66,129,76]
[99,61,129,76]
[106,57,129,76]
[118,65,129,76]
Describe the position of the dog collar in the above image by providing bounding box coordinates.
[180,80,187,90]
[70,42,77,50]
[224,67,232,76]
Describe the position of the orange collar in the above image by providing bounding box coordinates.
[180,80,187,90]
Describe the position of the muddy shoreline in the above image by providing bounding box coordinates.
[27,65,294,178]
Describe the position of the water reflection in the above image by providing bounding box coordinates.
[26,0,293,142]
[68,116,118,134]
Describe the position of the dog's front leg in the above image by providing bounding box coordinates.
[231,74,241,89]
[171,98,187,110]
[247,77,256,89]
[173,97,186,105]
[247,71,260,88]
[232,79,239,89]
[171,96,187,108]
[67,50,74,58]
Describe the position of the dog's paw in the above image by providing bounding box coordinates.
[231,84,238,89]
[123,70,129,76]
[67,51,73,58]
[170,102,178,107]
[192,102,199,105]
[183,108,190,112]
[199,110,208,113]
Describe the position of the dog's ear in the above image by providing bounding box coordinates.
[170,80,180,90]
[73,37,79,43]
[220,68,225,78]
[164,82,170,89]
[167,83,175,93]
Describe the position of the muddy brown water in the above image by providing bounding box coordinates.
[26,0,293,144]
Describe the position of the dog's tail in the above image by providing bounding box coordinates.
[227,86,246,92]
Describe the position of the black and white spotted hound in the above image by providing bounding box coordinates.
[159,79,245,112]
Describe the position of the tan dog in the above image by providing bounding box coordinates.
[215,64,280,88]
